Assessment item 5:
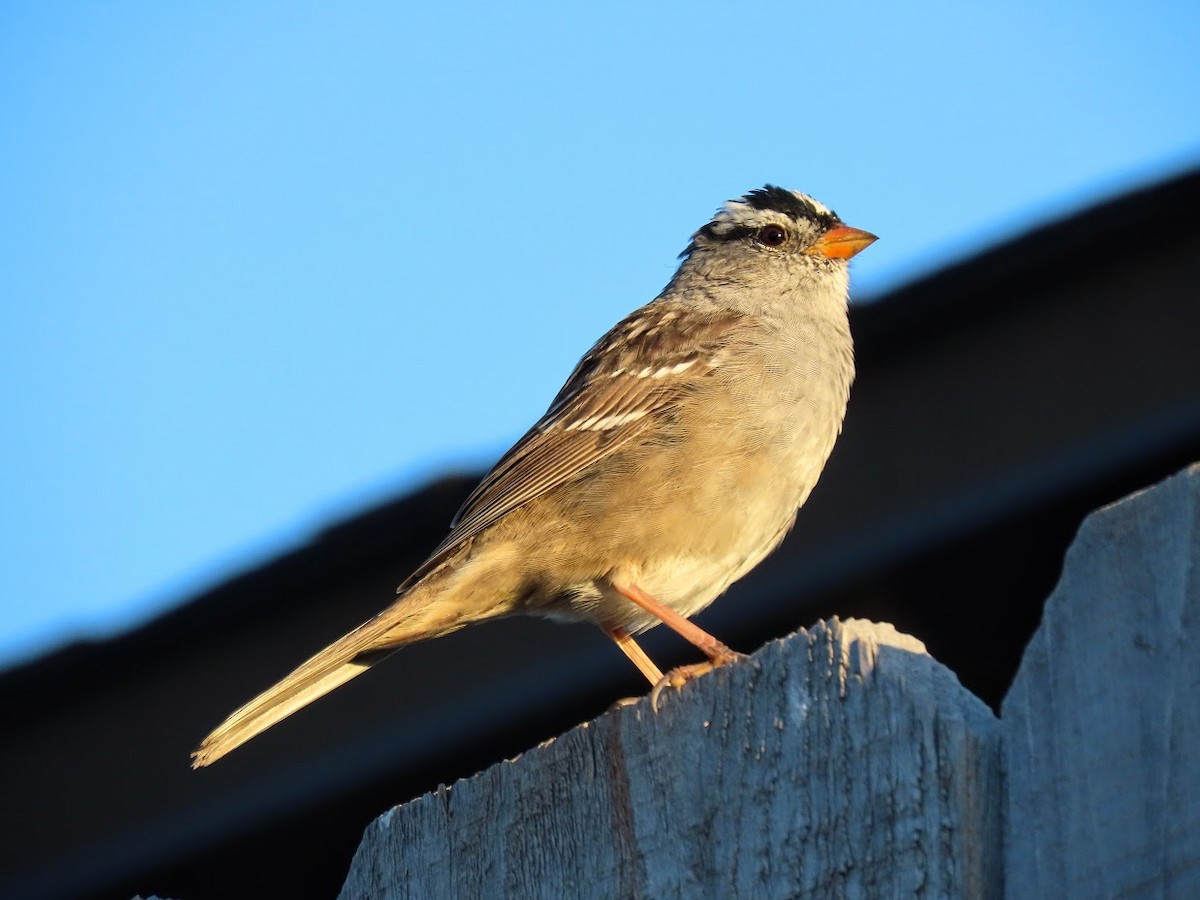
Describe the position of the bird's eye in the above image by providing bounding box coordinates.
[756,224,787,247]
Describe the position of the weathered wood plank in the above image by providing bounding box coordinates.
[339,618,1002,899]
[1003,463,1200,898]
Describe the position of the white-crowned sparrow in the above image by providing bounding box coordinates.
[192,186,875,767]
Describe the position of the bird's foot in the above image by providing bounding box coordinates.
[650,650,747,712]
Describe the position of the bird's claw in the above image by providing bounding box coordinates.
[649,651,747,712]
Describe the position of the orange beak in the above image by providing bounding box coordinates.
[806,224,878,260]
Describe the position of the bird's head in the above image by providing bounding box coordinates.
[675,186,876,304]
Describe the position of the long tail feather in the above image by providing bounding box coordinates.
[191,593,454,768]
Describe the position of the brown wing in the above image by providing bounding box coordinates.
[397,302,744,591]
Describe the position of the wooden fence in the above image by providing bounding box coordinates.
[337,463,1200,899]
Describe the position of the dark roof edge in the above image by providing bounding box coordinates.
[851,163,1200,356]
[0,474,478,717]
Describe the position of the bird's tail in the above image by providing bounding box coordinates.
[191,589,460,769]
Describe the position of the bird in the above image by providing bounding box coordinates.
[191,185,875,768]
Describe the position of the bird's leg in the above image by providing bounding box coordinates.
[613,581,739,662]
[604,625,664,684]
[603,625,665,710]
[612,580,746,710]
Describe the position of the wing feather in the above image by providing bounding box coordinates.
[398,304,744,590]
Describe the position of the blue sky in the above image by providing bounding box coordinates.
[2,2,1198,669]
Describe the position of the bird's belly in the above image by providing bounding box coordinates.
[526,356,850,632]
[536,438,825,633]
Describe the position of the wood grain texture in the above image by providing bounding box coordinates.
[339,618,1002,899]
[1003,462,1200,899]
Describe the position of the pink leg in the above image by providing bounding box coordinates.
[611,580,744,710]
[612,580,737,662]
[603,625,664,684]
